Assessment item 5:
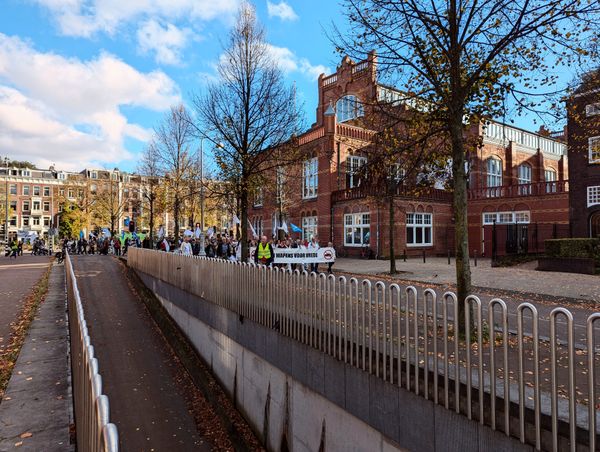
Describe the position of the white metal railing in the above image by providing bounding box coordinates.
[128,248,599,451]
[65,252,119,451]
[483,121,566,156]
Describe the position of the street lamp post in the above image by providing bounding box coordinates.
[198,139,206,256]
[4,157,9,245]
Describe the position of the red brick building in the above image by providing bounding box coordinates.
[251,54,571,257]
[567,69,600,237]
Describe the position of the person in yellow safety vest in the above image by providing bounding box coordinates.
[254,235,274,266]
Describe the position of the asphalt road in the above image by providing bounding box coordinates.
[0,255,51,355]
[72,255,210,451]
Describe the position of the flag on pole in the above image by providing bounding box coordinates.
[195,227,201,238]
[281,220,289,234]
[207,227,214,238]
[233,214,241,225]
[290,223,302,233]
[184,229,193,237]
[158,226,164,239]
[248,220,258,239]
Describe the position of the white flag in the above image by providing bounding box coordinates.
[195,227,201,238]
[207,227,214,238]
[233,214,241,225]
[248,220,258,239]
[158,226,164,239]
[183,229,193,237]
[281,220,289,234]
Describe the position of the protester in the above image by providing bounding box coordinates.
[308,236,320,273]
[254,235,274,266]
[181,236,193,256]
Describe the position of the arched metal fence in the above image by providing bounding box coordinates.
[129,248,599,451]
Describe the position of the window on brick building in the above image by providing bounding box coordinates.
[589,137,600,163]
[253,187,264,207]
[486,157,502,189]
[346,155,366,188]
[23,201,30,211]
[545,168,557,193]
[9,184,16,195]
[302,216,318,241]
[33,186,40,196]
[586,103,600,117]
[336,95,364,123]
[43,217,50,226]
[518,164,532,195]
[23,216,30,227]
[344,213,370,246]
[9,216,17,226]
[406,212,433,246]
[23,185,30,195]
[33,201,40,211]
[32,217,40,226]
[587,186,600,207]
[43,201,50,212]
[482,211,531,224]
[43,186,50,196]
[10,201,16,211]
[302,158,318,199]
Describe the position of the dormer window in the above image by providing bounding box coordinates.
[91,171,98,179]
[336,95,364,123]
[22,169,31,177]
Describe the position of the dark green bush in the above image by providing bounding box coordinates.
[544,238,600,266]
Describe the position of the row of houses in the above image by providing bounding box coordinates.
[247,54,599,258]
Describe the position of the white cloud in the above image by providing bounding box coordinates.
[33,0,241,37]
[137,20,193,65]
[266,1,298,21]
[0,33,180,170]
[266,44,329,80]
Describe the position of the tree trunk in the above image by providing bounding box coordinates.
[388,193,397,274]
[173,192,180,239]
[240,184,249,262]
[149,198,154,244]
[450,114,472,332]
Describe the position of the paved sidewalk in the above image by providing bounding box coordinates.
[333,257,600,304]
[0,256,52,356]
[0,263,72,451]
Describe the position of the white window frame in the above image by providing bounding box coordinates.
[43,217,50,226]
[32,201,41,211]
[23,185,30,195]
[588,186,600,207]
[91,171,98,179]
[482,210,531,225]
[545,168,557,193]
[9,184,17,195]
[406,212,433,247]
[43,201,50,212]
[589,136,600,164]
[33,186,40,196]
[253,187,264,207]
[22,169,31,177]
[302,216,318,241]
[336,95,364,123]
[58,172,66,180]
[586,103,600,117]
[43,186,50,196]
[518,163,532,195]
[347,155,367,188]
[302,158,318,199]
[344,212,370,247]
[486,158,502,188]
[32,217,40,226]
[23,200,30,211]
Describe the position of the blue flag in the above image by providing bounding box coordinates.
[290,223,302,233]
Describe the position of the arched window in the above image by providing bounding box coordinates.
[485,157,502,188]
[518,163,532,195]
[336,95,364,123]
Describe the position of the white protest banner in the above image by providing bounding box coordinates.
[249,247,336,264]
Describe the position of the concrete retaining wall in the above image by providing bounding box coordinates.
[137,271,532,452]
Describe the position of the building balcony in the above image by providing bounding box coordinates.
[331,184,453,204]
[467,180,569,200]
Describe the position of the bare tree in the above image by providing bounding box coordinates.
[93,177,126,235]
[137,142,163,243]
[334,0,599,322]
[154,105,197,237]
[192,3,303,260]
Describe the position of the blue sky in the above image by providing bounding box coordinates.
[0,0,344,172]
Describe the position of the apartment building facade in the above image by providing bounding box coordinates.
[248,54,570,257]
[0,165,157,241]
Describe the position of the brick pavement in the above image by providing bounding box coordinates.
[332,257,600,305]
